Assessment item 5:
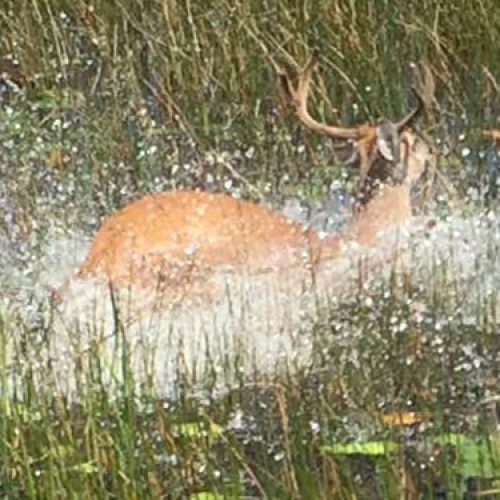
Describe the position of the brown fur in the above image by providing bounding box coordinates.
[78,191,324,300]
[483,129,500,142]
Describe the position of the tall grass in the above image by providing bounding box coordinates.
[1,228,500,497]
[1,0,499,230]
[0,0,500,497]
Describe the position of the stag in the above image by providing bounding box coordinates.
[70,58,433,306]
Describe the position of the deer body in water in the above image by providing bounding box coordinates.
[75,58,433,304]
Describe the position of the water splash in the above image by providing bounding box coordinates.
[0,200,499,397]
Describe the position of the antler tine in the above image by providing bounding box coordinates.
[295,53,317,99]
[397,60,437,131]
[277,54,359,140]
[396,87,424,131]
[277,53,316,101]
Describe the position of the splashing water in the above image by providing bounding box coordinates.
[0,200,499,397]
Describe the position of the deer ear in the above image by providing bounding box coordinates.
[376,123,399,162]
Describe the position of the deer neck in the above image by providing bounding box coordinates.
[347,183,412,244]
[316,182,412,262]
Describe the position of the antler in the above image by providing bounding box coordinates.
[395,61,434,131]
[279,56,424,138]
[278,55,359,139]
[396,88,424,131]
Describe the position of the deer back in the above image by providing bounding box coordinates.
[77,191,323,297]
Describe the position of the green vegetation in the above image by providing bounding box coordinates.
[0,0,500,497]
[2,259,500,498]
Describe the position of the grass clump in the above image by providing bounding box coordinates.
[0,0,500,497]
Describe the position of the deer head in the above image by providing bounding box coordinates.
[277,56,425,206]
